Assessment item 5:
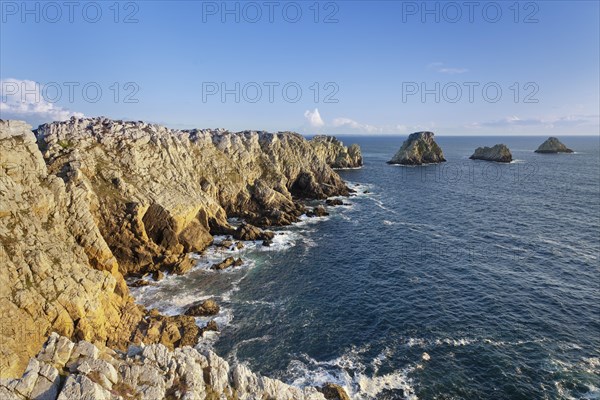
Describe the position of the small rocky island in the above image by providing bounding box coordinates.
[535,137,574,153]
[387,131,446,165]
[469,144,513,163]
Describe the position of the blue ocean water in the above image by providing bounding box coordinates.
[131,136,600,399]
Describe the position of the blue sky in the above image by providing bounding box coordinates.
[1,0,599,135]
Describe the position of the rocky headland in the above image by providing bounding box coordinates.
[0,117,358,399]
[387,131,446,165]
[535,137,573,153]
[469,144,513,163]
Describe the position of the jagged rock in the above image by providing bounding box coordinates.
[218,239,233,249]
[0,333,327,399]
[326,199,344,206]
[535,137,573,153]
[234,223,274,241]
[469,144,513,163]
[153,270,164,281]
[130,279,153,288]
[235,241,244,249]
[184,299,220,316]
[211,257,236,270]
[203,320,219,332]
[387,131,446,165]
[318,383,351,400]
[310,136,363,168]
[307,205,329,217]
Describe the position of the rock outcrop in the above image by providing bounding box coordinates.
[1,117,360,381]
[387,131,446,165]
[469,144,513,163]
[310,135,362,168]
[535,137,573,153]
[0,333,328,400]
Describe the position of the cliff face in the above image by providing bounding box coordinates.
[469,144,513,163]
[310,135,362,169]
[535,137,573,153]
[35,118,354,276]
[0,117,360,380]
[0,120,201,379]
[387,131,446,165]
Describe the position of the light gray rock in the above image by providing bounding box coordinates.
[3,334,327,399]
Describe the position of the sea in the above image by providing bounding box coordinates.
[130,136,600,399]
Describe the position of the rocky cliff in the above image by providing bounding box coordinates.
[0,116,360,393]
[387,131,445,165]
[535,137,573,153]
[0,333,329,400]
[469,144,512,163]
[35,118,355,276]
[310,136,362,169]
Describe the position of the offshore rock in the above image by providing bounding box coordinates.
[387,131,446,165]
[469,144,513,163]
[535,137,573,153]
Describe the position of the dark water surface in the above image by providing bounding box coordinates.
[132,136,600,399]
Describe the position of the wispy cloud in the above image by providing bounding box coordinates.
[427,62,469,74]
[303,108,325,128]
[0,78,84,127]
[302,109,410,135]
[468,114,600,130]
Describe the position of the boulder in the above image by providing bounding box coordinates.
[387,131,446,165]
[469,144,512,163]
[307,205,329,217]
[211,257,236,270]
[318,383,351,400]
[535,137,573,153]
[234,223,274,241]
[326,199,344,206]
[184,299,220,316]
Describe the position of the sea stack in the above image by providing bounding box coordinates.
[469,144,512,163]
[387,131,446,165]
[535,137,573,153]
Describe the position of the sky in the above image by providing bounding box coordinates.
[1,0,599,135]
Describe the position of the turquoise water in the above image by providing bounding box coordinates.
[132,136,600,399]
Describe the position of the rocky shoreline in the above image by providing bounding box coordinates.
[0,117,360,399]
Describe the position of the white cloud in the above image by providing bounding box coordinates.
[0,78,84,126]
[331,117,380,133]
[428,62,469,74]
[303,108,325,128]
